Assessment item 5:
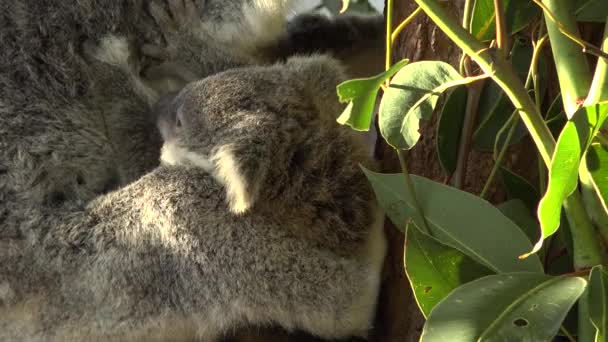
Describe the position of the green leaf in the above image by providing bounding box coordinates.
[586,143,608,215]
[405,222,493,318]
[533,103,608,256]
[379,61,463,149]
[436,86,467,175]
[421,273,587,342]
[473,38,535,151]
[546,94,567,137]
[497,200,540,245]
[362,168,543,273]
[336,59,409,131]
[576,0,608,22]
[470,0,540,41]
[589,265,608,341]
[500,167,540,211]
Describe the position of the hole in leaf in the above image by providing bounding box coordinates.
[513,318,529,327]
[424,286,432,294]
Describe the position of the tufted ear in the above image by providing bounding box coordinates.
[210,144,264,214]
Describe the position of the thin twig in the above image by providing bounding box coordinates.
[493,0,509,57]
[533,0,608,61]
[453,80,484,189]
[391,7,423,44]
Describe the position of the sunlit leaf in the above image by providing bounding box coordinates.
[362,168,543,273]
[379,61,463,150]
[589,265,608,341]
[531,103,608,257]
[336,59,409,131]
[586,143,608,215]
[421,273,587,342]
[470,0,540,41]
[437,86,467,175]
[405,222,493,318]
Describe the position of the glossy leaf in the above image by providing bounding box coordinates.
[336,59,409,131]
[470,0,540,41]
[497,200,540,245]
[576,0,608,22]
[437,86,467,175]
[589,265,608,341]
[379,61,463,150]
[586,143,608,214]
[405,222,493,318]
[532,103,608,256]
[500,167,540,211]
[421,273,587,341]
[362,168,543,273]
[473,39,535,151]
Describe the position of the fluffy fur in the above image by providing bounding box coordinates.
[1,56,387,341]
[0,0,386,340]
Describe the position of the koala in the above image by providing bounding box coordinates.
[0,0,386,340]
[0,56,387,342]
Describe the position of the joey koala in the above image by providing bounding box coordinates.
[1,0,387,340]
[0,56,387,342]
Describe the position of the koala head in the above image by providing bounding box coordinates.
[155,55,349,214]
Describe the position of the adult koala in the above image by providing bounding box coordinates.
[0,0,386,340]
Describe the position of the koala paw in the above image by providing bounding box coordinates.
[83,35,141,74]
[143,0,202,61]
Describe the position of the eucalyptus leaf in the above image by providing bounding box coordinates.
[497,199,540,245]
[576,0,608,22]
[437,86,467,175]
[336,59,409,131]
[533,103,608,256]
[405,222,493,318]
[362,168,543,273]
[379,61,463,150]
[500,167,540,211]
[586,143,608,214]
[589,265,608,341]
[473,38,535,151]
[421,273,587,341]
[470,0,540,41]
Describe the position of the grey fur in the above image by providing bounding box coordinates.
[1,56,387,341]
[0,0,386,340]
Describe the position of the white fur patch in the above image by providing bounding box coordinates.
[210,145,255,215]
[89,35,159,105]
[160,143,254,214]
[160,142,214,173]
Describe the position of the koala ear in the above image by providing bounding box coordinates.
[284,55,347,119]
[210,144,265,215]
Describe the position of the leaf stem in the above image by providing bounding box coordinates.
[585,17,608,106]
[493,0,508,57]
[453,80,483,189]
[413,0,556,165]
[391,7,423,44]
[414,0,605,271]
[537,0,592,116]
[385,0,430,234]
[385,0,394,75]
[397,150,431,234]
[480,110,518,199]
